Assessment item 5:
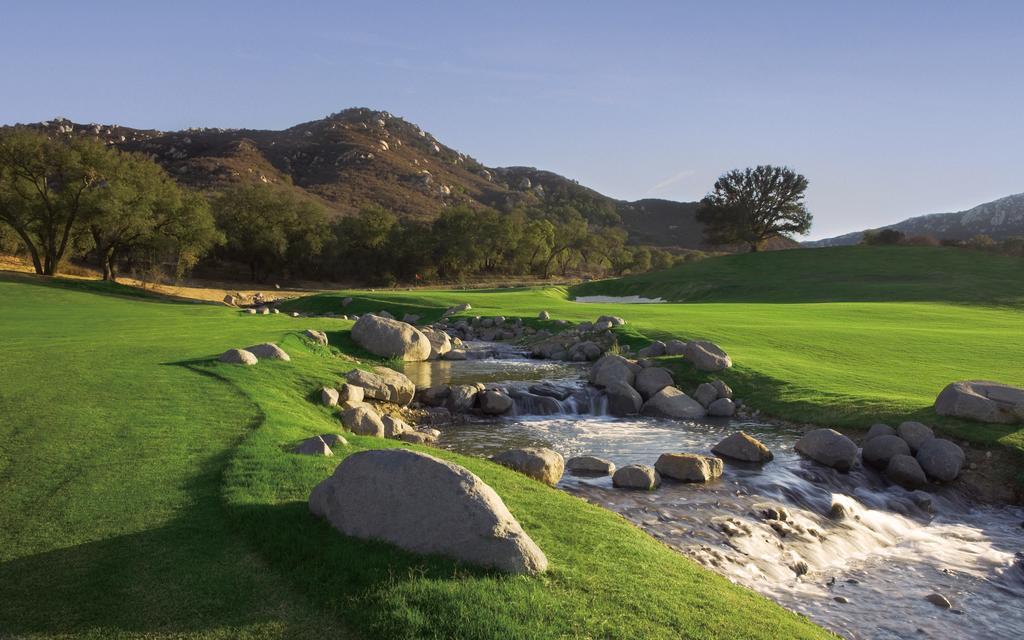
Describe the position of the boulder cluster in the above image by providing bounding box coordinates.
[588,354,736,419]
[794,421,966,489]
[217,342,290,366]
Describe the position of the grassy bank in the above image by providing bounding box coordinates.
[0,275,827,639]
[283,247,1024,467]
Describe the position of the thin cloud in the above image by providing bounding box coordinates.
[646,169,694,194]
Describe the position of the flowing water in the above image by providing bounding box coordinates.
[404,346,1024,640]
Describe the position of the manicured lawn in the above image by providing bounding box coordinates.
[0,275,828,639]
[284,246,1024,467]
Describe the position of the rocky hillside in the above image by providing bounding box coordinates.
[9,108,789,250]
[806,193,1024,247]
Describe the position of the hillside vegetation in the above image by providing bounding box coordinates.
[0,275,827,639]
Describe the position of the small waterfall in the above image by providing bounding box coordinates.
[507,382,608,417]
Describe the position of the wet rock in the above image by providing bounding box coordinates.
[566,456,616,476]
[897,421,935,453]
[795,428,858,472]
[480,389,514,415]
[491,448,564,486]
[446,384,480,413]
[684,340,732,372]
[935,380,1024,424]
[925,593,952,609]
[589,354,638,389]
[862,434,911,468]
[400,430,437,445]
[420,406,453,425]
[418,384,450,407]
[309,449,547,574]
[346,368,415,406]
[707,398,736,417]
[529,382,573,401]
[637,341,667,358]
[654,453,724,483]
[752,502,791,521]
[864,423,895,441]
[712,432,774,463]
[693,382,719,408]
[915,438,965,482]
[634,367,674,400]
[885,454,928,489]
[342,404,385,437]
[605,381,643,416]
[420,327,452,360]
[568,340,603,362]
[351,314,431,361]
[641,386,707,419]
[445,349,468,360]
[612,464,661,490]
[321,387,339,407]
[219,348,257,365]
[833,596,849,604]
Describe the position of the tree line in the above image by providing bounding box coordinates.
[0,128,680,284]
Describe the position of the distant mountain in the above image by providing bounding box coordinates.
[805,193,1024,247]
[5,109,793,251]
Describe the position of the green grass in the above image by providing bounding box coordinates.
[284,246,1024,466]
[0,275,828,639]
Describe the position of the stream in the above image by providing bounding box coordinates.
[404,343,1024,639]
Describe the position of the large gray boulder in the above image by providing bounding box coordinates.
[351,314,431,361]
[382,415,411,439]
[707,398,736,417]
[219,348,258,365]
[862,434,911,469]
[634,367,674,400]
[693,383,719,408]
[293,435,333,456]
[864,423,895,441]
[641,387,707,419]
[420,327,452,360]
[712,432,773,463]
[605,381,643,416]
[637,341,667,358]
[655,453,724,483]
[795,428,858,472]
[589,354,637,389]
[446,384,480,413]
[337,383,364,404]
[341,404,385,437]
[665,339,687,356]
[309,449,547,574]
[244,342,290,361]
[566,456,616,475]
[320,387,339,407]
[684,340,732,372]
[885,454,928,489]
[346,368,415,405]
[915,438,965,482]
[303,329,328,346]
[896,421,934,453]
[612,464,661,490]
[935,381,1024,424]
[480,389,513,415]
[491,448,564,486]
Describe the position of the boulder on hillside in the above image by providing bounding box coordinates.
[605,381,643,416]
[712,432,773,463]
[320,433,348,448]
[420,327,452,360]
[795,428,858,472]
[566,456,616,476]
[684,340,732,372]
[337,383,364,404]
[634,367,674,400]
[862,434,911,469]
[654,453,724,483]
[915,438,965,482]
[711,379,733,399]
[321,387,340,407]
[538,310,550,320]
[896,421,934,453]
[665,339,687,356]
[491,448,564,486]
[245,343,290,361]
[864,423,895,441]
[293,435,333,456]
[341,404,385,437]
[219,348,258,365]
[400,430,437,445]
[707,397,736,417]
[382,415,411,439]
[480,389,514,415]
[641,387,707,419]
[351,314,431,361]
[935,380,1024,424]
[303,329,328,346]
[596,315,626,326]
[885,454,928,489]
[612,464,661,489]
[309,449,547,574]
[693,383,719,408]
[346,368,415,405]
[589,354,638,389]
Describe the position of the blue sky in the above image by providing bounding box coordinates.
[3,1,1022,238]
